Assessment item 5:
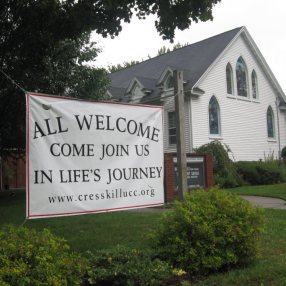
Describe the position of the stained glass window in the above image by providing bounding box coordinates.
[209,96,220,135]
[236,57,248,97]
[267,106,275,138]
[168,111,177,144]
[251,70,258,99]
[226,63,233,94]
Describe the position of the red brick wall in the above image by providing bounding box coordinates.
[1,154,26,189]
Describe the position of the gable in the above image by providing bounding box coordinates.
[108,27,243,100]
[194,27,285,103]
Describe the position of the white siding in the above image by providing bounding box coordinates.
[191,35,286,161]
[163,94,191,153]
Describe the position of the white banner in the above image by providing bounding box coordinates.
[26,93,164,219]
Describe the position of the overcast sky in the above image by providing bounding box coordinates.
[92,0,286,93]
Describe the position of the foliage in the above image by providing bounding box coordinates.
[153,188,264,276]
[108,60,141,73]
[281,146,286,158]
[236,161,286,185]
[0,226,89,286]
[0,0,221,153]
[86,245,172,286]
[195,140,241,187]
[0,187,286,285]
[157,42,189,55]
[227,183,286,201]
[0,1,108,154]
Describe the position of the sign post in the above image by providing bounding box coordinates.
[174,70,188,200]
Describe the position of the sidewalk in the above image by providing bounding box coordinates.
[241,196,286,209]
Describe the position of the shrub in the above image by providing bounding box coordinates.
[86,245,172,286]
[0,226,88,286]
[153,188,264,276]
[195,140,241,188]
[282,146,286,158]
[236,161,286,185]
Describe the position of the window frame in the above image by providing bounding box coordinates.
[130,82,143,101]
[266,106,275,139]
[226,63,234,95]
[168,111,177,145]
[208,95,221,136]
[251,70,258,100]
[236,56,249,98]
[164,73,174,91]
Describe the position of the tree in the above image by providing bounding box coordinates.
[157,42,189,55]
[0,0,221,156]
[108,60,141,73]
[0,1,109,156]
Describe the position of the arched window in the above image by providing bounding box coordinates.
[251,70,258,99]
[165,73,174,89]
[226,63,233,94]
[267,106,275,138]
[236,57,248,97]
[209,96,221,135]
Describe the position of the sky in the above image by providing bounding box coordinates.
[92,0,286,93]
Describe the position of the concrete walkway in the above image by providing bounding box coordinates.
[241,196,286,209]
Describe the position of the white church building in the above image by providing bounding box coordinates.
[107,27,286,161]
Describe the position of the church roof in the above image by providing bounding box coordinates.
[108,27,243,101]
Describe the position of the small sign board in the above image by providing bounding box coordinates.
[173,156,205,189]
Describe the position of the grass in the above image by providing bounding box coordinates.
[227,182,286,200]
[0,189,162,252]
[1,186,286,285]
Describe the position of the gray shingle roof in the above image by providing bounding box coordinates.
[108,27,243,100]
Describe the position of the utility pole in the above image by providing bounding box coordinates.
[174,70,188,200]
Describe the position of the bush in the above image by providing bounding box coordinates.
[236,161,286,185]
[195,141,241,188]
[0,226,88,286]
[86,245,172,286]
[153,188,264,276]
[282,146,286,158]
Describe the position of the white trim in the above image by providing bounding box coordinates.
[242,28,286,102]
[226,62,234,95]
[266,105,276,140]
[157,67,174,85]
[208,95,222,137]
[236,96,251,103]
[209,136,223,140]
[193,27,244,90]
[126,77,144,94]
[236,55,250,99]
[188,97,194,152]
[193,27,286,103]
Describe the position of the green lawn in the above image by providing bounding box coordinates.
[227,183,286,200]
[1,186,286,285]
[0,189,162,252]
